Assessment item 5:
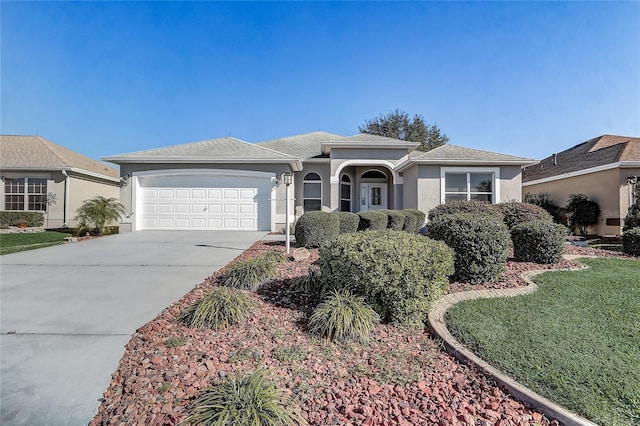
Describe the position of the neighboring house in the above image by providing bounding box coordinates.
[522,134,640,236]
[103,131,535,232]
[0,135,120,228]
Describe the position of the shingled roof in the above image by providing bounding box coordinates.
[0,135,119,179]
[522,135,640,183]
[256,131,345,159]
[408,144,534,164]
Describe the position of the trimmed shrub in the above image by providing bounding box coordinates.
[294,211,340,248]
[178,287,256,330]
[428,213,510,284]
[427,200,503,223]
[623,200,640,232]
[261,250,287,264]
[308,290,380,342]
[0,211,45,227]
[357,211,388,231]
[379,210,405,231]
[319,230,454,327]
[183,369,307,426]
[403,209,426,232]
[220,258,277,291]
[622,227,640,256]
[333,212,360,234]
[399,211,417,233]
[497,201,553,229]
[511,221,567,264]
[566,193,600,236]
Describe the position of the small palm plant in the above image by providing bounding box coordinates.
[74,195,125,235]
[308,290,380,342]
[182,369,307,426]
[178,287,256,330]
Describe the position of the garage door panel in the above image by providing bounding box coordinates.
[140,173,272,231]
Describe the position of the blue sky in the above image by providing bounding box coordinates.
[2,1,639,164]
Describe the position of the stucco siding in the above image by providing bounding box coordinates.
[68,174,120,227]
[329,148,410,162]
[401,166,418,209]
[499,166,524,202]
[416,165,441,215]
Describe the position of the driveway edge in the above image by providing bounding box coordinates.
[427,256,599,426]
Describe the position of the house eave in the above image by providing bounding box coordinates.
[523,161,640,186]
[0,165,120,183]
[100,156,303,171]
[396,158,536,173]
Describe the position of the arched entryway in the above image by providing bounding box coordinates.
[359,169,388,211]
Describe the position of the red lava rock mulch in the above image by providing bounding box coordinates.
[91,241,634,426]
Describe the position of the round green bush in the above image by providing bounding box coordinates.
[378,210,405,231]
[357,211,388,231]
[294,211,340,248]
[511,220,567,264]
[623,201,640,232]
[496,201,553,229]
[428,213,510,284]
[319,230,454,327]
[178,287,256,330]
[308,290,380,342]
[399,211,417,233]
[333,212,360,234]
[183,369,307,426]
[427,200,503,223]
[623,227,640,256]
[403,209,426,232]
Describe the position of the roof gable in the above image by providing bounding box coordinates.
[0,135,119,178]
[522,135,640,183]
[409,144,534,163]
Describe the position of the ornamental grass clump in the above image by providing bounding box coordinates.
[289,268,321,295]
[319,230,454,327]
[182,369,307,426]
[220,258,277,291]
[308,290,380,342]
[178,287,256,330]
[261,250,287,264]
[511,220,567,264]
[428,213,510,284]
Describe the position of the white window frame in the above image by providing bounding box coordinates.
[440,167,500,204]
[340,174,352,212]
[303,172,322,212]
[3,177,48,211]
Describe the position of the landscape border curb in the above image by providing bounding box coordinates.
[427,256,600,426]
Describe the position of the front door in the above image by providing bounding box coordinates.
[360,183,387,211]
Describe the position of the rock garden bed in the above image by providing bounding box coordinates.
[91,241,630,426]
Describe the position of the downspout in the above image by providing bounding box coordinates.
[62,170,70,227]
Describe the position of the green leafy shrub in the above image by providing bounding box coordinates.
[399,211,417,233]
[271,345,306,362]
[496,201,553,229]
[379,210,405,231]
[183,369,307,426]
[511,221,567,264]
[294,211,340,248]
[0,211,44,227]
[178,287,256,329]
[428,213,510,284]
[319,230,454,326]
[333,212,360,234]
[220,258,277,291]
[427,200,503,223]
[357,211,387,231]
[289,268,321,295]
[623,199,640,232]
[261,250,287,264]
[308,290,380,342]
[403,209,426,232]
[566,193,600,236]
[622,227,640,256]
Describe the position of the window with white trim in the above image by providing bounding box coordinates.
[340,174,352,212]
[303,172,322,211]
[443,171,495,203]
[4,178,47,211]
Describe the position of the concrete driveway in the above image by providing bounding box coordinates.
[0,230,267,426]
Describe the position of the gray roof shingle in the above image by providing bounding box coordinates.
[0,135,119,178]
[256,131,345,159]
[522,135,640,183]
[409,144,534,163]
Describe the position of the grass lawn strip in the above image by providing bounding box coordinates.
[0,231,71,255]
[446,258,640,426]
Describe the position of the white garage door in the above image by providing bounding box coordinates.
[139,173,273,231]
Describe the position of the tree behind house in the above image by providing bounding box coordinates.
[359,109,448,151]
[75,196,125,235]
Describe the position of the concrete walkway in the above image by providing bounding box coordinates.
[1,231,267,426]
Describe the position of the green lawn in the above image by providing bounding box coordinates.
[446,258,640,426]
[0,231,72,255]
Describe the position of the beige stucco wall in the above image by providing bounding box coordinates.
[67,173,120,227]
[523,167,640,235]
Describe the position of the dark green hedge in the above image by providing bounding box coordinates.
[427,200,503,223]
[428,213,510,284]
[623,227,640,256]
[0,211,45,227]
[511,221,567,264]
[319,230,454,327]
[333,212,360,234]
[399,211,417,233]
[497,201,553,230]
[403,209,426,233]
[294,211,340,248]
[357,211,388,231]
